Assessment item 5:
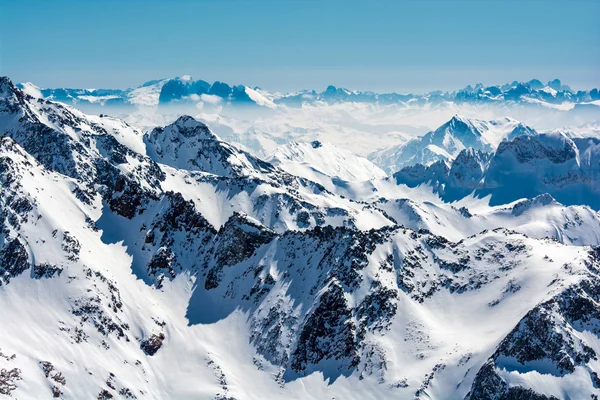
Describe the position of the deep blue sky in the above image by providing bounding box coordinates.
[1,0,599,92]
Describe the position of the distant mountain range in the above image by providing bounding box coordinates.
[368,115,536,173]
[392,129,600,208]
[17,76,600,110]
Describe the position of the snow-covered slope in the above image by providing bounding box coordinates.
[371,193,600,246]
[266,140,387,189]
[2,76,600,400]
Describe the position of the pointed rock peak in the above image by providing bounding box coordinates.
[453,148,492,169]
[167,115,215,140]
[174,115,205,127]
[452,114,479,125]
[208,81,232,97]
[509,123,536,137]
[456,147,485,159]
[221,212,273,234]
[446,115,477,133]
[548,78,562,91]
[511,193,558,216]
[0,76,13,86]
[528,79,544,89]
[0,76,18,97]
[311,140,323,149]
[532,193,557,204]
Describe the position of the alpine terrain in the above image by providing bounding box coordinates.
[2,74,600,400]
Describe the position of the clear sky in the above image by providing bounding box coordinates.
[1,0,599,93]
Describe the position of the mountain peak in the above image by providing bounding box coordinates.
[527,78,544,89]
[0,76,12,86]
[145,116,275,178]
[440,114,482,140]
[167,115,215,139]
[0,76,18,97]
[173,114,208,127]
[449,114,470,124]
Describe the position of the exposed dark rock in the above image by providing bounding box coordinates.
[140,333,165,356]
[290,281,359,374]
[0,237,29,285]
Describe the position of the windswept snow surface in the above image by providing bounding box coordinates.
[266,140,387,190]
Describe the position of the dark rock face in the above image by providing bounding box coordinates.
[393,148,491,202]
[495,297,596,374]
[205,213,276,290]
[356,284,398,331]
[140,333,165,356]
[214,213,276,268]
[0,367,22,395]
[394,160,449,190]
[467,361,560,400]
[158,79,189,103]
[158,78,212,104]
[136,191,216,284]
[467,361,507,400]
[495,133,577,164]
[0,238,29,285]
[290,281,359,374]
[0,139,36,234]
[209,81,233,98]
[33,263,63,279]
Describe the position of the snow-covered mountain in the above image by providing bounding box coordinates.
[145,115,276,179]
[369,115,535,174]
[24,76,277,110]
[393,130,600,209]
[24,77,600,113]
[3,75,600,399]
